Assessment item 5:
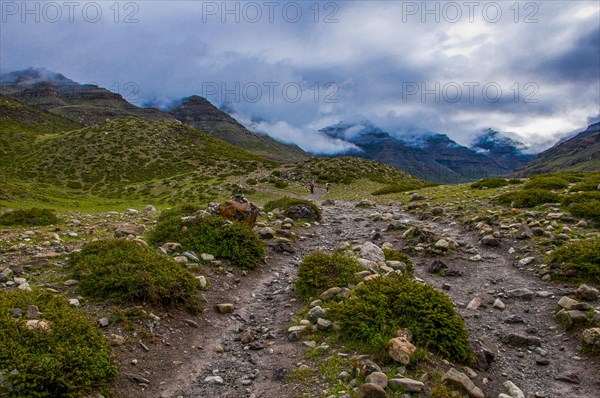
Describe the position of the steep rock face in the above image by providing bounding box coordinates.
[517,122,600,176]
[321,122,510,183]
[470,129,535,170]
[167,96,309,163]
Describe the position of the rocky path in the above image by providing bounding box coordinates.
[157,200,598,398]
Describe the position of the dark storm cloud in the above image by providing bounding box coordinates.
[1,0,599,153]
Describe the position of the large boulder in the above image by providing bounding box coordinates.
[218,198,259,226]
[284,204,318,221]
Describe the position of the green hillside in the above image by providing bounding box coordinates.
[0,94,81,166]
[10,117,276,204]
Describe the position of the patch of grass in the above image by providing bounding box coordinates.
[272,179,289,189]
[68,239,200,312]
[496,189,561,208]
[0,207,59,226]
[263,197,322,221]
[148,207,265,270]
[330,275,474,364]
[0,289,117,397]
[523,176,569,190]
[470,178,509,189]
[295,252,362,301]
[545,239,600,284]
[372,181,435,195]
[383,248,414,275]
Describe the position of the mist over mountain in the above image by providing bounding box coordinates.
[470,129,535,170]
[319,121,519,183]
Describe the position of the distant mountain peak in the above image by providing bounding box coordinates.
[471,129,528,152]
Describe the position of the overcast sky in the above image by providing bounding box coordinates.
[2,0,599,153]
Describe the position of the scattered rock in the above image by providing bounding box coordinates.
[557,296,579,310]
[320,287,342,301]
[502,381,525,398]
[203,375,225,385]
[355,383,386,398]
[493,298,506,310]
[481,235,499,246]
[506,288,533,301]
[576,284,599,301]
[467,297,483,310]
[442,368,485,398]
[365,372,388,389]
[388,377,424,392]
[285,204,318,221]
[360,241,385,263]
[502,333,541,347]
[307,306,327,323]
[582,328,600,347]
[387,329,416,365]
[216,303,234,314]
[516,223,533,239]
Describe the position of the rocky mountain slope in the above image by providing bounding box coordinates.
[470,129,535,170]
[0,68,171,125]
[1,68,310,163]
[517,122,600,176]
[321,122,511,183]
[167,96,309,163]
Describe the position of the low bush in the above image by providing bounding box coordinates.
[523,176,569,190]
[148,208,265,270]
[0,208,59,226]
[545,239,600,284]
[470,178,509,189]
[496,189,561,208]
[68,239,200,312]
[246,178,258,185]
[295,252,361,301]
[383,248,414,275]
[0,290,117,397]
[263,197,322,221]
[561,191,600,206]
[568,200,600,221]
[330,275,474,363]
[272,179,289,189]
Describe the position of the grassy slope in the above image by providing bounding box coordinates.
[0,94,81,166]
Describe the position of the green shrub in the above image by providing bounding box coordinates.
[295,252,361,301]
[272,179,289,189]
[383,248,414,275]
[470,178,509,189]
[263,197,322,221]
[0,208,59,226]
[246,178,258,185]
[68,239,200,312]
[545,240,600,284]
[148,209,265,270]
[496,189,561,208]
[569,200,600,221]
[570,180,600,192]
[372,181,433,195]
[0,290,117,397]
[523,176,569,190]
[508,178,523,185]
[561,191,600,206]
[330,275,474,364]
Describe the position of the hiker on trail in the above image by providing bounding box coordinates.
[325,182,331,193]
[309,181,315,194]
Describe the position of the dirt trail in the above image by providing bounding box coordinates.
[157,200,598,398]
